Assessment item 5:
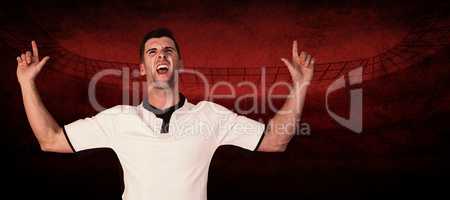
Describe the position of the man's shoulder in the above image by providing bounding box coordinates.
[97,104,140,116]
[191,101,233,115]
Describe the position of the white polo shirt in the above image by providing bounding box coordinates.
[63,97,265,200]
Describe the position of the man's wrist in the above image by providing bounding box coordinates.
[19,80,36,90]
[293,80,310,91]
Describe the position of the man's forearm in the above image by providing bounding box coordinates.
[257,41,314,152]
[265,83,309,151]
[20,81,63,148]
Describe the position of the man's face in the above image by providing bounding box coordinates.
[140,37,181,88]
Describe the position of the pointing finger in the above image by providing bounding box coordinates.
[292,40,299,64]
[32,40,39,59]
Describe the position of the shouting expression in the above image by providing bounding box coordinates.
[140,36,182,89]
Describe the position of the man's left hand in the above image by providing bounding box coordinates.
[281,40,315,89]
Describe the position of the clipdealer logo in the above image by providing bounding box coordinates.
[325,67,363,133]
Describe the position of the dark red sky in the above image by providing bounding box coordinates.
[25,0,412,67]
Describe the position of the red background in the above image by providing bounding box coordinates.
[2,0,450,199]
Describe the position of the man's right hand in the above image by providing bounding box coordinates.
[16,40,50,85]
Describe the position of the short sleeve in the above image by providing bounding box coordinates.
[209,103,265,151]
[64,109,117,152]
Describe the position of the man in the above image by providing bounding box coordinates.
[16,28,314,200]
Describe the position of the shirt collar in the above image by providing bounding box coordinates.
[142,93,186,116]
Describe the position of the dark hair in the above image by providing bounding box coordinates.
[139,27,181,62]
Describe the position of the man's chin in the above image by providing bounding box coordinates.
[150,73,176,88]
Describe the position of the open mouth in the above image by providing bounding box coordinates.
[156,64,169,74]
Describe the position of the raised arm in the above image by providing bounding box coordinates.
[17,41,73,153]
[257,40,314,152]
